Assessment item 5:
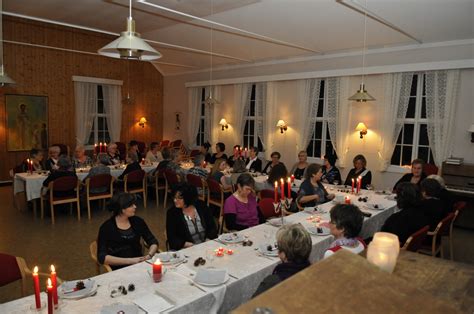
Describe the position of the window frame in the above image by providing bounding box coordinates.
[242,84,264,150]
[85,85,110,150]
[195,87,206,147]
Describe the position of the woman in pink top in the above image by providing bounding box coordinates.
[224,173,262,230]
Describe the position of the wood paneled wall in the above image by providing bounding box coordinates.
[0,16,163,181]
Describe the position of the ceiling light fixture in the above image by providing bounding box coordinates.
[98,0,161,61]
[0,0,15,86]
[205,0,219,105]
[348,1,375,102]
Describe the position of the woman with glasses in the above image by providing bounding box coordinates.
[290,151,309,180]
[166,183,217,250]
[297,164,335,208]
[324,204,366,258]
[224,173,263,230]
[262,151,284,175]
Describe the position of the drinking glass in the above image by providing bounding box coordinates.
[333,180,339,186]
[366,184,374,191]
[206,249,215,267]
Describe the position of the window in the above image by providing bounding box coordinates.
[306,80,336,158]
[243,84,264,151]
[391,74,434,166]
[87,85,110,145]
[195,87,206,146]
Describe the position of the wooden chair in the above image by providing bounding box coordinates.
[258,198,278,219]
[0,253,62,297]
[163,169,180,208]
[186,173,207,202]
[159,140,170,149]
[189,149,201,158]
[153,168,167,209]
[402,225,430,252]
[124,170,147,208]
[259,189,280,202]
[207,178,226,234]
[423,164,439,176]
[40,176,81,224]
[418,211,458,259]
[84,174,114,220]
[89,241,112,274]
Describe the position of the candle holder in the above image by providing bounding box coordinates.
[273,198,292,226]
[29,301,46,312]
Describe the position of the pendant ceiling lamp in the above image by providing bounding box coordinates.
[205,0,219,105]
[349,1,375,102]
[98,0,161,61]
[0,0,15,86]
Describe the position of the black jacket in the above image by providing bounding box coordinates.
[166,201,218,250]
[118,161,141,180]
[97,216,158,269]
[344,168,372,189]
[419,198,445,231]
[393,173,427,191]
[381,207,431,246]
[245,157,262,173]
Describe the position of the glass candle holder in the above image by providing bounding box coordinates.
[367,232,399,273]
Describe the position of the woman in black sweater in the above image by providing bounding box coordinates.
[97,193,158,270]
[166,183,217,250]
[344,154,372,189]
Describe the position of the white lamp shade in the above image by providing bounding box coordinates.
[219,118,228,126]
[468,124,474,133]
[349,83,376,102]
[276,120,286,128]
[355,122,368,132]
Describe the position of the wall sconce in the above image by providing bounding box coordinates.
[356,122,368,139]
[219,118,229,131]
[138,117,147,128]
[276,120,287,133]
[468,124,474,142]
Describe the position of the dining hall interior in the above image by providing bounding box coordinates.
[0,0,473,312]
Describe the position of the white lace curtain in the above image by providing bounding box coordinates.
[264,82,277,159]
[233,83,252,145]
[102,84,122,143]
[295,78,322,152]
[74,81,97,146]
[425,70,460,166]
[378,72,414,171]
[187,87,201,146]
[207,86,221,145]
[255,82,267,149]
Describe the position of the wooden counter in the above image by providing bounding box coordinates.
[233,250,474,313]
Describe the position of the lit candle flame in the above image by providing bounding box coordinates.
[50,265,55,273]
[153,258,161,265]
[33,266,38,274]
[47,278,52,288]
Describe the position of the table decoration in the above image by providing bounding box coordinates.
[32,266,41,310]
[367,232,399,273]
[50,265,58,306]
[153,259,163,282]
[46,278,53,314]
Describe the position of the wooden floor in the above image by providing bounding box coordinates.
[1,185,473,304]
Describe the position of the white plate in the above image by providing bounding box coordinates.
[194,268,229,286]
[153,252,184,264]
[307,226,331,236]
[58,279,97,299]
[259,244,279,257]
[101,303,139,314]
[267,217,285,227]
[218,233,245,244]
[365,203,385,210]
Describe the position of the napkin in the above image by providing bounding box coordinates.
[133,293,174,313]
[194,268,227,286]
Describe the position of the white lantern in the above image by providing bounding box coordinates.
[367,232,399,273]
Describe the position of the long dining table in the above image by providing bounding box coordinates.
[1,187,398,314]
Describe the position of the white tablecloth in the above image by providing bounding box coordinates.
[224,173,302,192]
[1,189,397,313]
[13,164,157,202]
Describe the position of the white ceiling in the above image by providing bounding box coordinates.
[4,0,474,75]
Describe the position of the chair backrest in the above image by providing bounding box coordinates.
[403,225,430,252]
[171,140,182,148]
[52,176,79,192]
[207,178,223,194]
[88,174,113,189]
[187,173,204,189]
[115,142,127,160]
[190,149,201,158]
[0,253,23,287]
[258,198,277,219]
[89,241,112,273]
[260,189,280,202]
[453,201,466,213]
[160,140,170,148]
[164,169,180,185]
[125,169,145,184]
[423,164,439,176]
[434,212,456,237]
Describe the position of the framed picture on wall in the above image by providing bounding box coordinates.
[174,111,182,132]
[5,94,48,151]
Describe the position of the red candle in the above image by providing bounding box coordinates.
[94,143,98,154]
[104,143,107,152]
[291,174,295,183]
[280,178,285,200]
[50,265,58,305]
[274,181,278,203]
[47,278,53,314]
[345,196,351,204]
[153,259,162,282]
[357,176,362,193]
[30,160,34,172]
[351,178,354,193]
[99,142,103,153]
[33,266,41,309]
[226,249,234,255]
[287,177,291,198]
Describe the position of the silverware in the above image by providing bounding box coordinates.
[228,273,239,280]
[256,252,275,261]
[213,239,228,246]
[189,280,207,292]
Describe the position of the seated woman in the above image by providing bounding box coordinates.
[166,183,217,250]
[106,143,121,165]
[45,145,61,171]
[97,193,158,270]
[200,142,212,163]
[419,178,445,230]
[427,174,455,215]
[297,164,335,208]
[245,146,262,173]
[227,145,242,167]
[129,140,142,161]
[72,146,92,168]
[210,158,233,190]
[209,142,228,164]
[42,156,77,197]
[262,151,284,175]
[224,173,262,230]
[253,224,311,297]
[344,154,372,189]
[393,159,427,191]
[261,162,288,191]
[145,142,163,163]
[118,152,141,181]
[321,154,342,185]
[188,154,208,180]
[324,204,365,258]
[83,153,112,193]
[381,182,430,246]
[21,148,44,171]
[289,151,309,180]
